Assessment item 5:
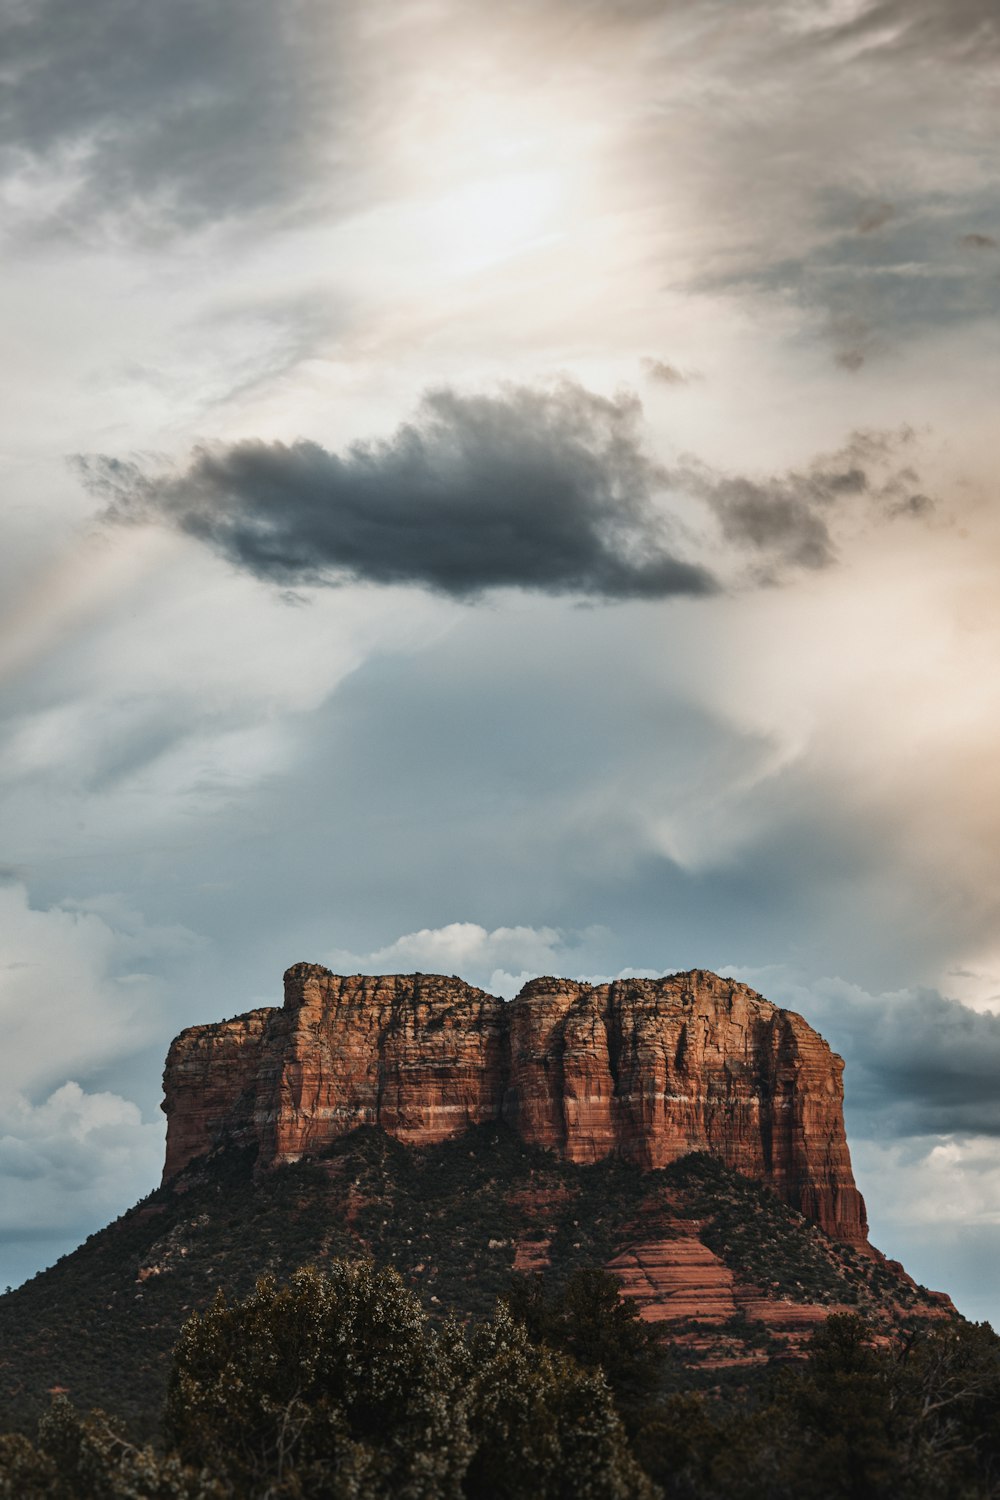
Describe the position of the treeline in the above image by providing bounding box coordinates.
[1,1261,998,1499]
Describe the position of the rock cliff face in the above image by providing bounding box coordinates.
[162,965,869,1246]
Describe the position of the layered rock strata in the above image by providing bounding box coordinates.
[162,965,869,1245]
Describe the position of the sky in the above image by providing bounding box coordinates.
[1,0,999,1322]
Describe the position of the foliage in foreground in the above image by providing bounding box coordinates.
[503,1266,664,1431]
[1,1262,652,1499]
[2,1260,999,1499]
[633,1311,1000,1500]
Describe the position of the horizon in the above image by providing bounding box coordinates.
[1,0,998,1328]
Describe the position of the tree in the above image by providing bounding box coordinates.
[685,1313,1000,1500]
[163,1260,656,1499]
[0,1432,56,1500]
[464,1306,656,1500]
[504,1268,664,1428]
[759,1315,898,1500]
[888,1318,1000,1496]
[165,1261,471,1498]
[632,1392,729,1500]
[0,1400,217,1500]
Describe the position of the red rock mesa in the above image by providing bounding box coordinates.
[162,965,869,1246]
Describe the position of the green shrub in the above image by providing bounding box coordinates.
[165,1260,655,1499]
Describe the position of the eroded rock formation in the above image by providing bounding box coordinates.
[162,965,869,1245]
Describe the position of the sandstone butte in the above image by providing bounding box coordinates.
[162,965,870,1249]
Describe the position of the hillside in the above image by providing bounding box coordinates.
[0,1122,951,1440]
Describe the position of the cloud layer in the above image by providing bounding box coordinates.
[822,0,1000,61]
[0,1082,163,1291]
[0,0,360,238]
[0,883,187,1288]
[0,882,200,1095]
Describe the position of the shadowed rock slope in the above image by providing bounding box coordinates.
[0,1125,953,1441]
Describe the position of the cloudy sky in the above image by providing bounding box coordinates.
[2,0,999,1320]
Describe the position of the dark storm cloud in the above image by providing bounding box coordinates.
[82,389,936,597]
[886,491,934,519]
[805,984,1000,1139]
[698,475,844,570]
[0,0,359,237]
[81,384,715,602]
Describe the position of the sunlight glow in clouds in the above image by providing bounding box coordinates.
[413,171,562,273]
[347,77,601,309]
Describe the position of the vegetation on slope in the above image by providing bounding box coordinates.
[0,1125,954,1439]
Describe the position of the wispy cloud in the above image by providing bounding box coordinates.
[820,0,1000,62]
[641,357,692,387]
[0,0,363,240]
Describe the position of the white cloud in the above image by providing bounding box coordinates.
[0,1082,163,1225]
[849,1132,1000,1324]
[0,881,200,1094]
[0,883,182,1287]
[0,1081,163,1289]
[940,953,1000,1015]
[853,1134,1000,1231]
[327,922,568,996]
[323,922,643,998]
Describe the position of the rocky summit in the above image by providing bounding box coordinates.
[164,966,867,1245]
